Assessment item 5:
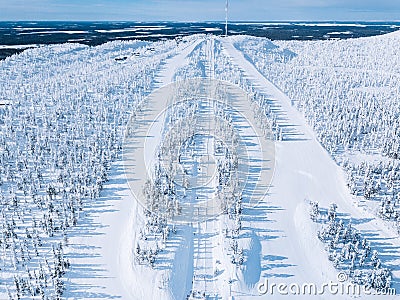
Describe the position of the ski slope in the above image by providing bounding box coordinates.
[222,36,400,299]
[63,37,204,300]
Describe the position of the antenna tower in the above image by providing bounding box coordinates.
[225,0,228,36]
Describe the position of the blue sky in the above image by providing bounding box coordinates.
[1,0,399,21]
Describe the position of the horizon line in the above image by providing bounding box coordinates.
[1,19,400,23]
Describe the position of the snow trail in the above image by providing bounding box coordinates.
[220,37,400,299]
[64,37,204,300]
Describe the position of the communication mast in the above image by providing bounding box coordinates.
[225,0,228,36]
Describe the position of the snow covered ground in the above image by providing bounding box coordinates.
[0,31,399,299]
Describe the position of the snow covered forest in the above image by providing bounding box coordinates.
[0,37,195,299]
[236,32,400,234]
[0,30,400,299]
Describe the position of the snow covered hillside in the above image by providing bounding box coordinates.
[0,31,399,299]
